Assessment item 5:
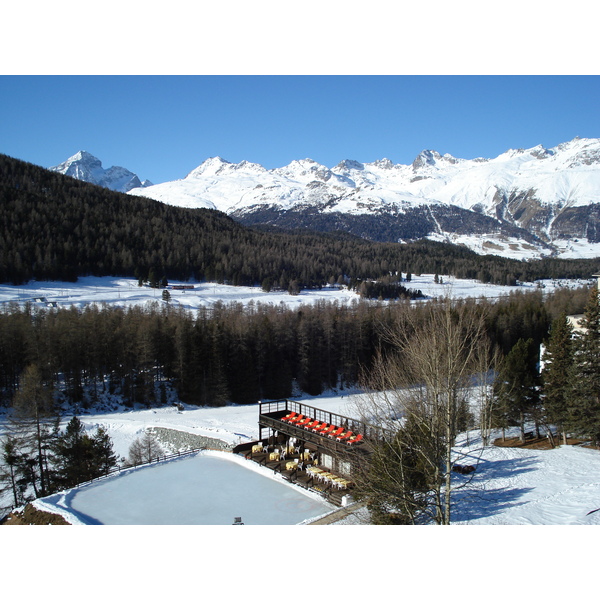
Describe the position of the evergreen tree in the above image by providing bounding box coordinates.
[49,417,119,490]
[51,415,95,489]
[354,417,433,524]
[569,286,600,445]
[90,426,118,476]
[494,338,540,441]
[541,314,574,445]
[0,436,25,507]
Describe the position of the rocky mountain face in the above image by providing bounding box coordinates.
[99,138,600,258]
[50,151,152,193]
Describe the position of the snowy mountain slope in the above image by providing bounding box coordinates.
[51,151,152,193]
[127,137,600,259]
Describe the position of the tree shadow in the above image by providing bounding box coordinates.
[450,455,540,522]
[39,488,104,525]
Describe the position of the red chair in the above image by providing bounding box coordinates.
[307,421,322,431]
[281,412,297,422]
[304,419,318,429]
[347,433,363,445]
[320,425,335,436]
[313,422,328,433]
[297,416,311,427]
[290,414,304,424]
[328,426,344,438]
[336,430,354,442]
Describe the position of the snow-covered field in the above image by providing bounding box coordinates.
[21,390,600,527]
[2,274,596,594]
[4,390,596,597]
[0,273,592,313]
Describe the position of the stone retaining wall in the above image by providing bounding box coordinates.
[149,427,233,453]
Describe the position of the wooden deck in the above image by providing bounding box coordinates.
[232,399,391,507]
[237,444,354,507]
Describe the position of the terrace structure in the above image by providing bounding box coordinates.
[234,399,389,506]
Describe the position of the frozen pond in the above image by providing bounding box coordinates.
[35,451,336,525]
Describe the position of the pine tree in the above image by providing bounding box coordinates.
[90,425,118,476]
[52,415,93,488]
[354,416,433,524]
[494,338,540,441]
[569,286,600,445]
[541,314,574,445]
[0,436,25,507]
[51,418,119,489]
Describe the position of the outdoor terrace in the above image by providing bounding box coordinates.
[257,399,387,458]
[233,399,393,504]
[235,441,354,506]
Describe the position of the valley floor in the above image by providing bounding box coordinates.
[0,274,591,314]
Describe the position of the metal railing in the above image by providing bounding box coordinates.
[259,399,390,444]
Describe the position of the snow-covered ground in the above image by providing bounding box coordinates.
[2,273,597,592]
[0,274,591,313]
[2,274,597,526]
[35,451,337,525]
[4,388,598,527]
[4,390,596,598]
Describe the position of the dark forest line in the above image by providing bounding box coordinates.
[2,153,600,290]
[0,285,590,409]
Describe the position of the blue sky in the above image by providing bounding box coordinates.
[2,75,599,184]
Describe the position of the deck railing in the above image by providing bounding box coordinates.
[258,399,390,446]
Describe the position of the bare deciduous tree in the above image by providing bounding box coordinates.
[9,364,58,497]
[354,299,491,524]
[126,430,163,467]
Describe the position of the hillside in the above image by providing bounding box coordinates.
[2,153,600,288]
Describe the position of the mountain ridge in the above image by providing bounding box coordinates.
[54,139,600,260]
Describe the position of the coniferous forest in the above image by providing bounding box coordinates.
[4,152,600,510]
[2,153,600,289]
[0,284,591,409]
[0,151,597,412]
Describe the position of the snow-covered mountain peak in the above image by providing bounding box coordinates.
[186,156,232,178]
[124,136,600,260]
[273,158,333,182]
[285,158,325,171]
[411,149,460,171]
[528,145,553,159]
[235,160,266,173]
[187,157,268,179]
[554,137,600,168]
[50,151,151,193]
[54,150,102,173]
[368,158,395,170]
[334,159,364,171]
